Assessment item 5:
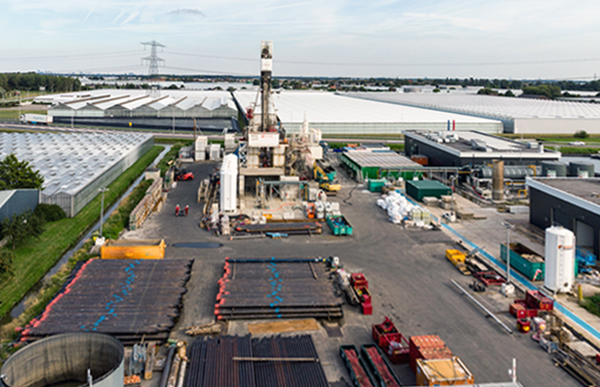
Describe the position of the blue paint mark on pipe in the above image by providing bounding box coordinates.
[441,223,600,342]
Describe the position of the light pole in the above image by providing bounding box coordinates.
[99,188,109,237]
[502,221,515,296]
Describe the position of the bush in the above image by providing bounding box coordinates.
[101,179,153,239]
[574,130,589,139]
[0,211,45,249]
[0,249,15,275]
[34,204,66,222]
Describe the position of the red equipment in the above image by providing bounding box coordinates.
[517,318,531,333]
[351,273,372,315]
[526,290,554,311]
[372,317,409,364]
[473,271,506,287]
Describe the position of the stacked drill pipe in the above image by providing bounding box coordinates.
[184,335,328,387]
[234,222,322,236]
[215,258,343,320]
[20,259,193,344]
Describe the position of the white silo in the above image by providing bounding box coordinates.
[544,226,576,293]
[220,154,238,213]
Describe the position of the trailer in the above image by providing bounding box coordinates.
[20,114,53,125]
[500,242,545,281]
[372,317,409,364]
[340,345,376,387]
[360,344,402,387]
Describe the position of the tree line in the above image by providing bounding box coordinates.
[0,73,81,94]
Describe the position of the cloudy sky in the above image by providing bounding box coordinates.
[2,0,600,79]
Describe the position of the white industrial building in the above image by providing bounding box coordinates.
[37,90,238,120]
[348,92,600,134]
[233,90,503,135]
[0,132,154,217]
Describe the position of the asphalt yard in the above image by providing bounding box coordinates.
[125,161,578,386]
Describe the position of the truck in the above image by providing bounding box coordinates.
[20,114,53,125]
[314,160,341,192]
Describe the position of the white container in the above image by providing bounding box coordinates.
[544,226,575,293]
[209,144,221,160]
[248,133,279,147]
[220,154,238,212]
[195,136,208,152]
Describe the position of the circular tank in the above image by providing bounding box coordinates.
[541,161,568,178]
[1,333,124,387]
[569,162,595,178]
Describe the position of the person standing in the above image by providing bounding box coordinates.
[175,204,180,216]
[184,204,189,216]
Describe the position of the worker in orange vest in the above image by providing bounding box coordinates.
[184,204,189,216]
[175,204,180,216]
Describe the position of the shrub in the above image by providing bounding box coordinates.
[34,204,66,222]
[0,249,15,274]
[574,130,589,139]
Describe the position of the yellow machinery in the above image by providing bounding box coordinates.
[314,161,341,192]
[445,249,471,275]
[101,239,166,259]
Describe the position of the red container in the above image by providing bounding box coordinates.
[515,300,538,318]
[409,335,450,373]
[510,303,527,319]
[373,317,399,347]
[526,290,554,311]
[517,318,531,333]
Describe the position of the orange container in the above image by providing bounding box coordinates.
[409,335,451,372]
[416,357,474,386]
[101,239,166,259]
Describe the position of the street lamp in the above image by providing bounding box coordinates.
[501,221,515,296]
[99,188,109,237]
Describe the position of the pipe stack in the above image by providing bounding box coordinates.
[184,335,328,387]
[215,258,343,320]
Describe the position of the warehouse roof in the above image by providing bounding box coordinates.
[0,132,153,196]
[405,130,561,159]
[343,151,421,168]
[40,90,237,113]
[233,90,500,124]
[349,92,600,120]
[527,178,600,208]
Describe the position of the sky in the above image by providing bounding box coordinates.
[2,0,600,80]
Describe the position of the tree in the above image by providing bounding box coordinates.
[0,154,44,190]
[0,211,44,250]
[0,249,14,275]
[504,90,515,97]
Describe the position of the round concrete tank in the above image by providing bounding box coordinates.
[1,333,124,387]
[569,162,594,178]
[541,161,567,178]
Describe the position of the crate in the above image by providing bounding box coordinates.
[500,243,545,281]
[327,215,353,236]
[416,357,474,386]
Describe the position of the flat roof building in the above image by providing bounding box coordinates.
[404,131,561,167]
[527,177,600,260]
[349,92,600,134]
[233,90,503,135]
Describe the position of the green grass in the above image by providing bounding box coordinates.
[546,146,600,154]
[582,293,600,318]
[0,145,164,318]
[0,110,41,120]
[156,144,184,175]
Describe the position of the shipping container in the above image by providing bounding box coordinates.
[101,239,166,259]
[405,180,452,201]
[415,357,474,386]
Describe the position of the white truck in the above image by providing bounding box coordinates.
[20,114,53,125]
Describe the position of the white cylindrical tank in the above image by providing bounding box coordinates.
[220,154,238,213]
[544,226,576,293]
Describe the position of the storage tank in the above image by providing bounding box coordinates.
[474,166,534,180]
[220,154,238,212]
[569,162,594,178]
[1,333,123,387]
[541,161,567,178]
[544,226,575,293]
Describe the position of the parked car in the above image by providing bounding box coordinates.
[569,141,586,146]
[175,168,194,181]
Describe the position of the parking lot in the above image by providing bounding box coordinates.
[125,161,579,386]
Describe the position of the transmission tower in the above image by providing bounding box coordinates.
[141,40,165,77]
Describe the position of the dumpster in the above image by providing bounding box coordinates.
[500,243,544,281]
[327,215,353,236]
[101,239,166,259]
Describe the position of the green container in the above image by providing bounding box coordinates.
[405,180,451,201]
[500,243,545,281]
[368,179,387,192]
[327,215,353,236]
